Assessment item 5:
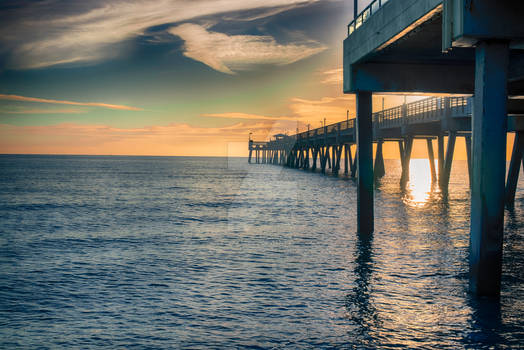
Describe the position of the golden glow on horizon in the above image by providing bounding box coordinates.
[0,123,517,158]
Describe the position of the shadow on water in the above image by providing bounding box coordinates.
[344,233,379,347]
[464,186,523,348]
[464,296,504,347]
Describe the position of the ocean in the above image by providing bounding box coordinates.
[0,155,522,348]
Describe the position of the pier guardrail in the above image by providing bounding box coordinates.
[348,0,390,36]
[251,96,474,149]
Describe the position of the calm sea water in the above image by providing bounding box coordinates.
[0,155,522,349]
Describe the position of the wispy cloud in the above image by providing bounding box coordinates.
[320,68,343,84]
[2,108,86,115]
[169,23,326,74]
[288,96,354,124]
[0,94,142,111]
[1,0,328,69]
[0,120,294,156]
[201,96,356,130]
[201,112,292,120]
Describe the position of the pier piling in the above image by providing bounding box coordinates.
[470,41,509,296]
[505,131,523,206]
[374,139,385,180]
[427,138,437,182]
[356,91,374,235]
[438,134,445,186]
[440,132,456,191]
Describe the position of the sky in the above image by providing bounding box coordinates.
[0,0,510,158]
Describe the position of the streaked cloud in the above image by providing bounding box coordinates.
[288,96,354,124]
[169,24,326,74]
[201,112,292,120]
[1,0,329,69]
[286,95,423,125]
[0,120,295,156]
[320,68,343,84]
[202,96,356,131]
[0,94,142,111]
[1,108,86,115]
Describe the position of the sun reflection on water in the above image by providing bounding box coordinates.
[403,158,438,207]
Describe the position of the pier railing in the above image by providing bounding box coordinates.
[348,0,389,36]
[250,96,473,150]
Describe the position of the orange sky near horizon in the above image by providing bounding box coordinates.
[1,120,517,161]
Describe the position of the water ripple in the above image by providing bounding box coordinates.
[0,155,522,348]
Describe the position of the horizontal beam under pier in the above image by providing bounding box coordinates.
[349,62,475,94]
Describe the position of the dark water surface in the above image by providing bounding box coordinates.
[0,155,522,349]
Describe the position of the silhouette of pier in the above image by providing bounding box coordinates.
[249,96,522,199]
[250,0,524,297]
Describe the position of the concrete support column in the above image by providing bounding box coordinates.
[440,132,456,190]
[438,134,445,184]
[312,147,318,171]
[305,148,310,169]
[470,41,509,296]
[351,146,357,178]
[398,140,405,170]
[332,145,337,174]
[327,147,332,169]
[505,131,523,206]
[374,139,386,180]
[344,144,349,175]
[336,145,342,174]
[356,91,373,234]
[465,135,473,187]
[320,147,327,173]
[427,138,437,183]
[400,136,413,186]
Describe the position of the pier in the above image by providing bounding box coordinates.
[248,96,523,202]
[249,0,524,296]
